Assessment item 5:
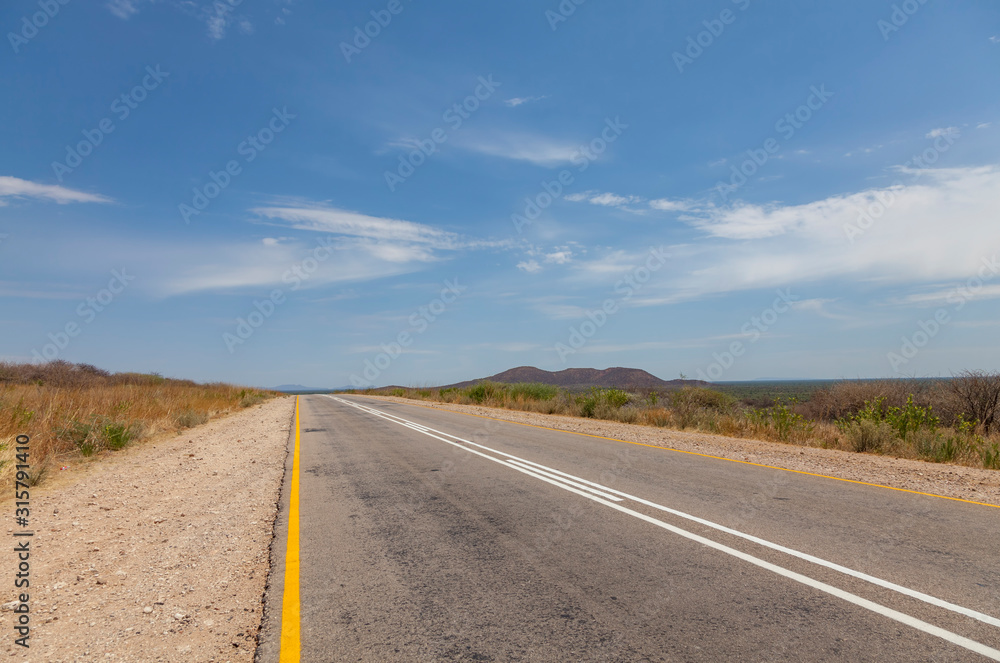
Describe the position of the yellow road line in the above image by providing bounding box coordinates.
[280,396,302,662]
[361,396,1000,510]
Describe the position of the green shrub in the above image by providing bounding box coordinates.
[979,441,1000,469]
[101,420,140,450]
[507,383,559,401]
[603,388,630,408]
[913,430,962,463]
[56,418,99,456]
[773,398,810,441]
[840,419,898,453]
[846,395,938,441]
[671,387,733,411]
[176,409,209,429]
[5,399,35,427]
[611,405,640,424]
[575,388,631,418]
[668,387,734,430]
[886,395,940,440]
[467,381,507,404]
[56,415,141,455]
[236,388,267,408]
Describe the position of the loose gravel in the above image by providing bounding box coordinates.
[0,396,294,662]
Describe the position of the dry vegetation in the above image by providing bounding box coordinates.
[355,371,1000,470]
[0,361,275,490]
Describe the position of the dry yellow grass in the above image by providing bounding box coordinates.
[0,361,275,491]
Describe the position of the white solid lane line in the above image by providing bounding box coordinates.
[331,396,1000,659]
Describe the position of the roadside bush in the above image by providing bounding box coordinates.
[672,387,733,410]
[610,405,641,424]
[947,370,1000,434]
[56,418,100,456]
[670,387,734,429]
[839,419,898,453]
[912,430,962,464]
[237,388,268,408]
[176,409,209,429]
[980,441,1000,470]
[508,383,559,402]
[467,381,507,404]
[56,415,142,455]
[641,408,672,427]
[838,395,938,442]
[746,399,813,443]
[576,388,632,419]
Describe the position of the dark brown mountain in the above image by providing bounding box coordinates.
[442,366,706,391]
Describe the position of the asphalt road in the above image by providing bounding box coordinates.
[256,395,1000,662]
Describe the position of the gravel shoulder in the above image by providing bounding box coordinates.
[0,395,295,662]
[363,395,1000,508]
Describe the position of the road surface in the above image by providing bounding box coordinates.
[256,395,1000,662]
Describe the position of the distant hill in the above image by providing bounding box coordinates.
[441,366,706,391]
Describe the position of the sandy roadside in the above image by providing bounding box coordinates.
[0,395,295,663]
[362,395,1000,507]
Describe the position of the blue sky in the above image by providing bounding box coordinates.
[2,0,999,388]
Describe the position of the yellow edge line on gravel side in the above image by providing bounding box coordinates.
[280,396,302,662]
[359,396,1000,510]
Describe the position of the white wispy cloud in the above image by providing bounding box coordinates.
[252,204,460,250]
[789,298,856,321]
[589,192,635,207]
[565,191,693,212]
[456,133,579,166]
[566,248,647,279]
[249,202,517,267]
[544,250,572,264]
[649,197,694,212]
[0,177,112,205]
[565,191,644,209]
[926,127,960,139]
[517,260,542,273]
[504,96,546,107]
[844,144,885,157]
[533,302,588,319]
[889,285,1000,308]
[106,0,250,40]
[106,0,140,19]
[158,239,420,296]
[978,122,992,130]
[514,243,578,273]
